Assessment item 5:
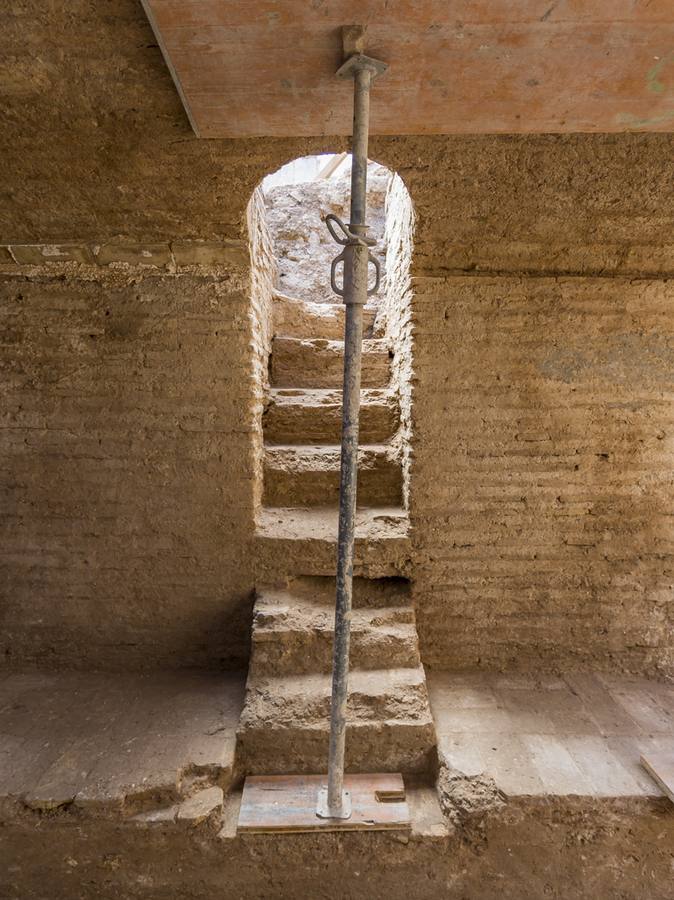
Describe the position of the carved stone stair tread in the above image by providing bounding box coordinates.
[237,668,436,775]
[255,606,415,632]
[270,336,390,388]
[255,589,414,624]
[265,442,393,458]
[243,667,430,716]
[256,506,408,539]
[257,575,413,610]
[272,292,377,340]
[239,668,433,736]
[255,506,410,578]
[263,444,402,507]
[251,591,419,674]
[237,718,435,775]
[264,388,399,445]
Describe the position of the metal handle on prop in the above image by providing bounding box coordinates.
[330,251,346,297]
[329,250,381,297]
[325,213,352,246]
[366,251,381,296]
[325,213,375,247]
[325,213,381,298]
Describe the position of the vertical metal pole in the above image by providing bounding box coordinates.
[316,41,387,821]
[326,65,372,817]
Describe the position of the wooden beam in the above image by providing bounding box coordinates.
[141,1,674,137]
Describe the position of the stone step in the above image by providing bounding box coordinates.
[251,589,419,676]
[237,668,436,775]
[263,444,402,507]
[272,292,377,340]
[264,388,399,445]
[264,575,414,610]
[254,507,410,579]
[270,337,390,388]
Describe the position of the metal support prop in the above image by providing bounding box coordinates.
[317,37,387,820]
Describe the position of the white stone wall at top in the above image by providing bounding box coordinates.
[263,162,391,305]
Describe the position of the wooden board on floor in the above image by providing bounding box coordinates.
[238,773,410,834]
[641,753,674,803]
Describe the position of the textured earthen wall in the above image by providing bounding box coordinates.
[410,277,674,676]
[2,0,673,674]
[247,188,276,516]
[3,797,674,900]
[380,174,415,509]
[0,260,261,669]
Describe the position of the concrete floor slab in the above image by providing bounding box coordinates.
[429,671,674,798]
[0,670,245,815]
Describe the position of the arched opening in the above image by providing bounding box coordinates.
[247,153,416,528]
[238,156,434,779]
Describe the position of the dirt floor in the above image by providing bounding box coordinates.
[3,799,673,900]
[1,669,673,899]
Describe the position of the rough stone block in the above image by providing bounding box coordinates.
[176,786,224,825]
[95,242,172,266]
[171,240,248,268]
[9,243,95,264]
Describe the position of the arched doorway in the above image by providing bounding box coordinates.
[238,155,435,780]
[247,153,416,525]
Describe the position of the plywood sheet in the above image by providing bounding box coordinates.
[238,773,410,833]
[142,1,674,137]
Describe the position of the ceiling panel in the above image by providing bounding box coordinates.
[142,1,674,137]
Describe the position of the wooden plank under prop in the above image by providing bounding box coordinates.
[238,773,410,834]
[641,753,674,803]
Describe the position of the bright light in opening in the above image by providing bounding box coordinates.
[262,154,351,192]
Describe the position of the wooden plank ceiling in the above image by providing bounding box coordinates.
[142,1,674,137]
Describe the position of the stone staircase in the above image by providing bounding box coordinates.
[237,293,436,777]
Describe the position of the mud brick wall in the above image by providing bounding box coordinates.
[410,277,674,677]
[247,188,276,516]
[2,0,674,674]
[0,266,260,669]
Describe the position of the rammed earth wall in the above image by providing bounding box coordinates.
[1,0,673,675]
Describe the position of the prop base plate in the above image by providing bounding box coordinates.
[237,773,410,834]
